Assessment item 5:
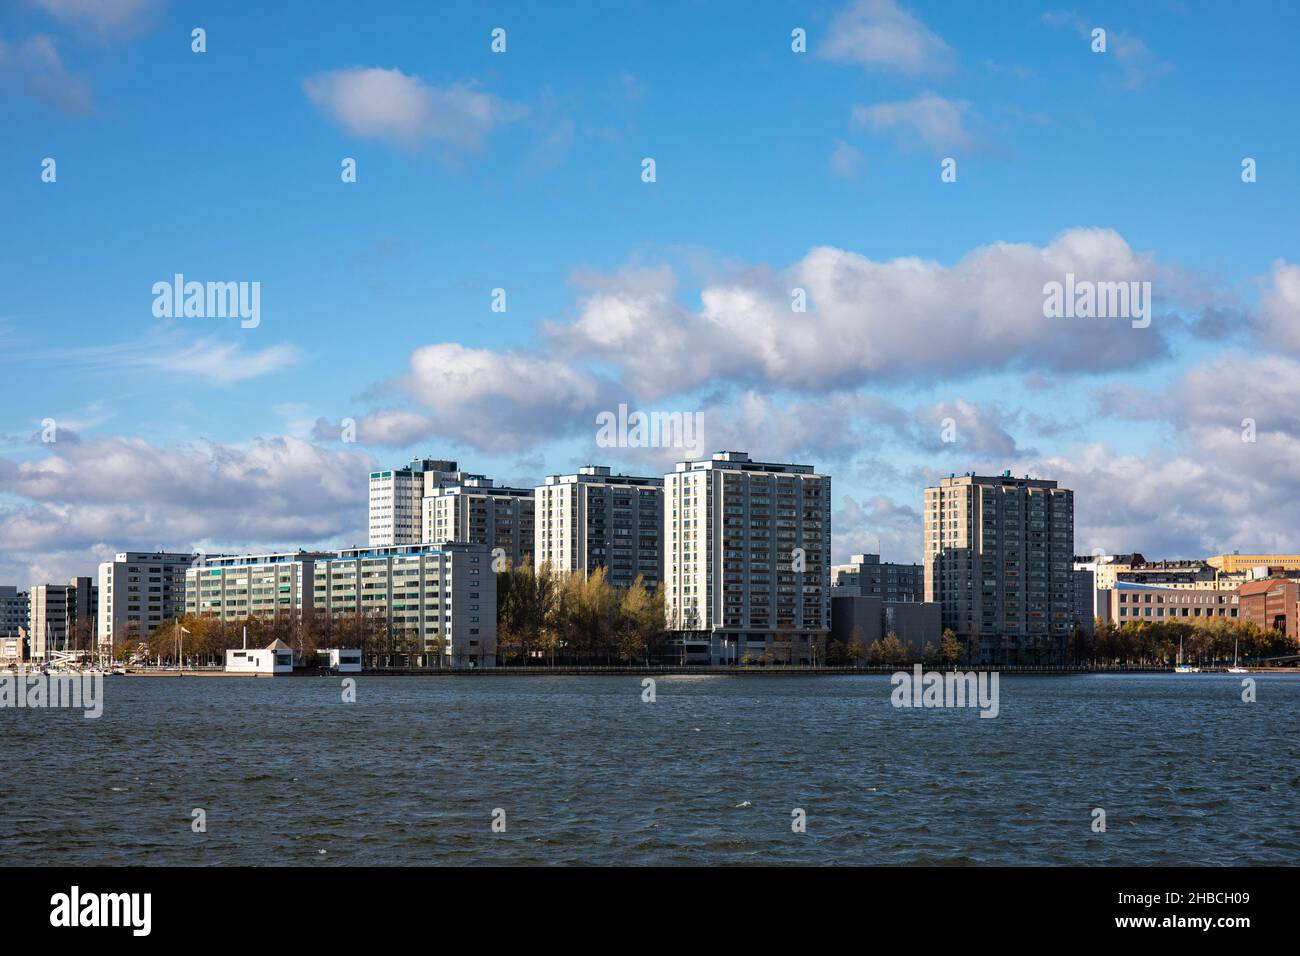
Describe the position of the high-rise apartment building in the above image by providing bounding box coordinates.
[832,553,923,602]
[368,458,464,547]
[98,551,195,647]
[423,477,535,570]
[187,543,495,667]
[923,471,1074,664]
[534,466,663,588]
[665,451,831,664]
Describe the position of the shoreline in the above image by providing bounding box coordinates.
[116,664,1298,678]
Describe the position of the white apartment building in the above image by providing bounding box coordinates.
[187,551,331,620]
[423,477,534,570]
[924,471,1074,664]
[534,466,663,588]
[368,458,464,547]
[665,451,831,664]
[186,543,495,667]
[98,551,196,647]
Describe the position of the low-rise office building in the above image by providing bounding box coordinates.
[28,577,97,659]
[27,584,71,660]
[0,586,29,638]
[1236,578,1300,642]
[1097,583,1239,625]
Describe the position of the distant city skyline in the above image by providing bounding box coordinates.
[3,0,1300,586]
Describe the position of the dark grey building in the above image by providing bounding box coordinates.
[1071,568,1097,636]
[832,553,923,602]
[831,594,941,651]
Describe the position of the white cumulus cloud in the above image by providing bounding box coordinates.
[303,67,524,151]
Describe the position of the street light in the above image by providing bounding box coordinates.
[176,622,190,675]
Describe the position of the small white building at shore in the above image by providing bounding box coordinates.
[317,648,362,673]
[225,639,294,675]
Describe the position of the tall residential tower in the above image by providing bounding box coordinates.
[665,452,831,664]
[367,458,463,547]
[423,477,535,570]
[534,466,664,588]
[923,472,1074,664]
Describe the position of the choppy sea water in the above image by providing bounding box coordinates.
[1,673,1297,866]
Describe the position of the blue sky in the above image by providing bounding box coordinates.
[3,0,1300,585]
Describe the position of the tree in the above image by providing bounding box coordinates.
[770,632,794,665]
[1067,624,1093,666]
[880,632,906,665]
[939,629,961,665]
[68,617,95,657]
[497,559,553,664]
[581,568,620,663]
[614,578,667,663]
[848,638,868,665]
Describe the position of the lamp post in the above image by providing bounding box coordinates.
[176,623,190,675]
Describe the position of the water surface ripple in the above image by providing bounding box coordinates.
[1,674,1296,866]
